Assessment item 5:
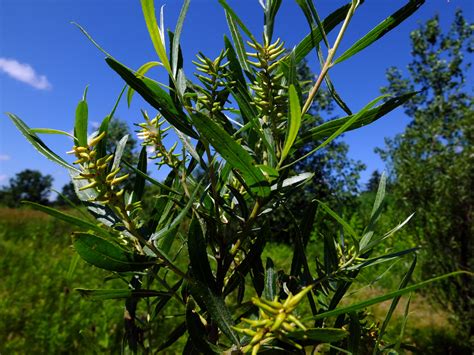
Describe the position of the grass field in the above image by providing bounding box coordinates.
[0,207,463,353]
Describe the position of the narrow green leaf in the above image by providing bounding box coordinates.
[370,171,387,221]
[296,92,417,147]
[111,135,128,172]
[227,184,249,220]
[106,57,197,139]
[305,271,472,322]
[185,300,221,354]
[295,0,314,30]
[66,254,80,281]
[153,279,183,318]
[395,296,412,352]
[188,217,216,291]
[76,288,168,300]
[151,180,202,246]
[346,248,417,271]
[280,85,301,163]
[23,201,111,239]
[288,95,388,169]
[287,327,348,344]
[72,22,112,57]
[140,0,172,75]
[72,232,156,272]
[224,237,265,297]
[306,0,330,48]
[263,258,277,301]
[375,256,417,352]
[224,35,246,86]
[292,3,350,64]
[123,160,180,195]
[74,88,89,147]
[191,282,240,346]
[191,112,270,197]
[294,0,352,115]
[224,12,253,80]
[318,200,359,243]
[29,128,76,139]
[156,322,187,352]
[7,113,79,172]
[334,0,425,65]
[174,128,205,169]
[263,0,282,43]
[172,0,190,77]
[218,0,257,44]
[324,73,352,115]
[271,172,313,192]
[127,61,162,107]
[348,312,361,353]
[132,147,147,203]
[360,171,387,250]
[362,213,414,252]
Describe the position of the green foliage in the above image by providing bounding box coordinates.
[0,169,53,207]
[0,208,124,353]
[366,170,382,193]
[8,0,470,353]
[378,9,473,345]
[55,181,81,205]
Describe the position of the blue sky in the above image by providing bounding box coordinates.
[0,0,472,193]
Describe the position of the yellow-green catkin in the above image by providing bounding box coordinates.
[247,38,287,148]
[234,285,314,354]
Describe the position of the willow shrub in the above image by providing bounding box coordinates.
[8,0,468,353]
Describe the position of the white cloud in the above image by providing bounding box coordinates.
[0,57,52,90]
[0,154,10,161]
[0,175,7,184]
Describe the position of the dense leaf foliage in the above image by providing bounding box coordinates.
[8,0,470,353]
[378,10,473,345]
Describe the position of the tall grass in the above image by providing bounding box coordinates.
[0,208,123,353]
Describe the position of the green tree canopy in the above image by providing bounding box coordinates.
[365,170,381,193]
[378,9,473,343]
[5,169,54,207]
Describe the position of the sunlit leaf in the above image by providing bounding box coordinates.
[305,271,472,322]
[106,57,197,138]
[280,85,301,163]
[7,113,79,172]
[296,92,417,147]
[334,0,425,65]
[23,201,111,239]
[188,217,216,291]
[74,87,89,147]
[127,61,162,107]
[72,232,156,272]
[191,112,270,197]
[140,0,172,74]
[172,0,191,77]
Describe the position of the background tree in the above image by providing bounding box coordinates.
[365,170,381,193]
[378,10,473,344]
[5,169,53,207]
[105,119,138,166]
[55,182,81,206]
